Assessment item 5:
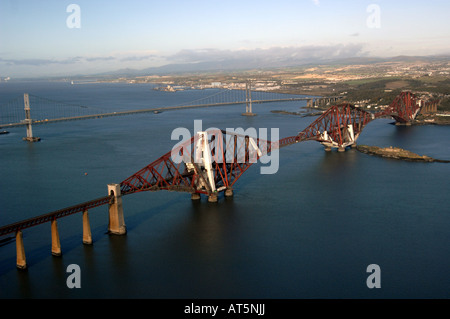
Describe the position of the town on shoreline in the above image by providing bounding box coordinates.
[71,56,450,113]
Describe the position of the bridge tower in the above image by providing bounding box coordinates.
[242,81,256,116]
[22,93,40,142]
[297,103,375,152]
[376,91,421,125]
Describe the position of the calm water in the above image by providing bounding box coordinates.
[0,81,449,299]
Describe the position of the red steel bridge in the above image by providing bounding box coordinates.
[0,91,437,269]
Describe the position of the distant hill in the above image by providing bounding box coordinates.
[97,55,450,78]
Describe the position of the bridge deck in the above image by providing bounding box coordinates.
[0,97,310,129]
[0,195,112,237]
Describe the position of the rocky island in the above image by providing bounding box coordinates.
[356,145,449,163]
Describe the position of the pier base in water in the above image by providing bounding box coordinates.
[22,137,41,142]
[208,193,218,203]
[224,188,233,197]
[191,193,201,201]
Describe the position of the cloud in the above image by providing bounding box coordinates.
[0,45,369,77]
[85,56,116,62]
[0,52,160,66]
[0,57,82,66]
[166,44,367,67]
[119,54,159,62]
[312,0,320,6]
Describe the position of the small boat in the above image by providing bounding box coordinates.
[0,131,9,135]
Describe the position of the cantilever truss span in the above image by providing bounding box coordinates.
[297,103,375,150]
[120,129,299,197]
[376,91,421,123]
[119,92,430,195]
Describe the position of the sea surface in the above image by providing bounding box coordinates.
[0,81,449,299]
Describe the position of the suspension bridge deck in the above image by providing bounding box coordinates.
[0,97,310,129]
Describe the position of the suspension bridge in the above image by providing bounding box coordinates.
[0,85,335,141]
[0,90,437,269]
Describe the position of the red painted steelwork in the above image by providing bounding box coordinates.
[297,103,375,147]
[376,91,421,123]
[120,129,299,196]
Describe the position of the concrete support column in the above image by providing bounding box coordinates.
[108,183,126,235]
[224,188,233,197]
[208,193,218,203]
[324,146,332,152]
[16,230,27,270]
[338,147,346,152]
[51,218,62,256]
[191,193,201,200]
[82,210,93,245]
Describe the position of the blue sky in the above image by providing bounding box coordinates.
[1,0,449,77]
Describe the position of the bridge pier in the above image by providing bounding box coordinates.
[107,184,126,235]
[51,218,62,256]
[395,121,412,126]
[224,187,233,197]
[16,230,27,270]
[82,210,93,245]
[338,147,346,152]
[191,193,201,200]
[208,192,218,203]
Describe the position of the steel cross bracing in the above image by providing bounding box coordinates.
[376,91,421,123]
[297,103,375,149]
[120,130,299,197]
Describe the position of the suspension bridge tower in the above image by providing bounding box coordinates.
[242,81,256,117]
[22,93,40,142]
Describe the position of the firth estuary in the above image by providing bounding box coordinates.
[0,81,449,299]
